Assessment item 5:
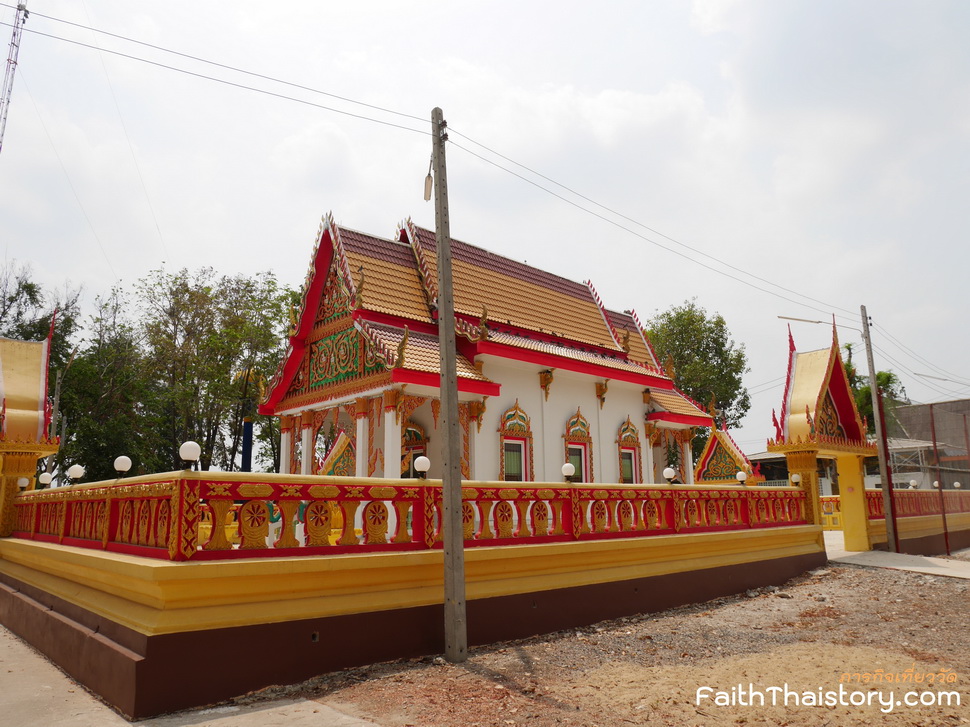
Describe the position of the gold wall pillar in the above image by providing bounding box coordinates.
[835,454,871,552]
[785,449,820,527]
[0,448,54,536]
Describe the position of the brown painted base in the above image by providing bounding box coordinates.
[0,551,825,720]
[873,526,970,556]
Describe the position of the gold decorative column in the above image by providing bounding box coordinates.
[785,449,820,527]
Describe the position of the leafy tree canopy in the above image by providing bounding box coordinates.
[646,299,751,431]
[842,343,908,434]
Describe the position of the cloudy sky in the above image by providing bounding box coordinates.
[3,0,970,451]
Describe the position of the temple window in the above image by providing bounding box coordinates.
[616,417,642,484]
[498,400,534,482]
[564,409,594,483]
[401,420,427,478]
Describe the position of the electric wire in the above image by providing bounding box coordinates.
[78,0,169,262]
[2,5,860,322]
[449,126,858,319]
[870,342,970,400]
[0,2,428,125]
[873,322,970,383]
[448,139,840,317]
[5,9,969,397]
[0,22,430,138]
[17,69,118,280]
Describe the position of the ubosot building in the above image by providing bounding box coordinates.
[260,214,712,483]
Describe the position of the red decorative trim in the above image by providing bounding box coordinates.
[390,368,502,396]
[646,412,712,428]
[352,309,438,335]
[776,326,796,439]
[585,279,623,350]
[475,341,672,388]
[260,225,337,414]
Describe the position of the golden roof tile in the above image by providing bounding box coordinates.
[649,389,710,419]
[368,324,491,382]
[407,225,620,350]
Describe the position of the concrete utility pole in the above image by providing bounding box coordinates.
[430,106,467,662]
[860,305,897,552]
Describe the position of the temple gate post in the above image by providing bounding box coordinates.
[785,449,821,527]
[836,454,871,551]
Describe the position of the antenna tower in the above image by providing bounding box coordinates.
[0,2,29,156]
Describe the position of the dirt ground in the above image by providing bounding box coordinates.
[233,563,969,727]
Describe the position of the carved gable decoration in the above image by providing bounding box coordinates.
[317,267,354,328]
[816,347,864,443]
[694,427,760,484]
[499,400,531,435]
[616,417,639,447]
[564,409,591,442]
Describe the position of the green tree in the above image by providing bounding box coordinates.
[137,268,293,471]
[0,260,81,371]
[842,344,907,434]
[57,289,166,481]
[646,300,750,458]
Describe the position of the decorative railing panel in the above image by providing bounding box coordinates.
[819,496,841,530]
[865,489,970,520]
[10,473,809,561]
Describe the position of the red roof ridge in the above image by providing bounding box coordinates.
[398,217,438,312]
[354,318,396,368]
[629,308,663,371]
[327,215,360,308]
[585,279,623,351]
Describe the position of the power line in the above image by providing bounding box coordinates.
[7,7,969,399]
[448,138,842,317]
[78,0,168,262]
[3,5,861,322]
[18,69,118,280]
[0,21,430,137]
[869,342,969,400]
[0,2,427,125]
[873,321,970,383]
[449,126,858,319]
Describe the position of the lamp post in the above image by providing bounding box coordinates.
[114,456,132,477]
[66,464,85,485]
[663,467,676,484]
[414,455,431,480]
[179,441,202,470]
[735,471,748,486]
[37,472,52,489]
[561,462,575,482]
[791,473,802,485]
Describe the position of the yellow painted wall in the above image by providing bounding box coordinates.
[0,524,822,636]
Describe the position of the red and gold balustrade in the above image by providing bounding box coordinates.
[864,489,970,520]
[10,473,808,561]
